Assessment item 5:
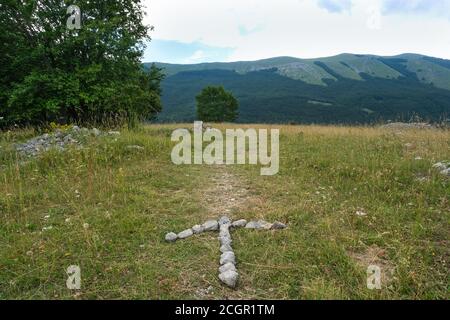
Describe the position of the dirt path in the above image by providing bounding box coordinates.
[199,165,259,219]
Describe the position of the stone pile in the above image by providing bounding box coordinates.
[15,126,119,157]
[165,216,287,288]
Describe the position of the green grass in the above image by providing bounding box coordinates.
[0,124,449,299]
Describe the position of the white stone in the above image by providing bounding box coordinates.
[231,219,247,228]
[202,220,218,231]
[220,251,236,265]
[441,168,450,177]
[219,270,239,288]
[245,220,272,230]
[192,224,204,234]
[218,216,231,225]
[271,221,287,230]
[219,262,237,274]
[126,145,144,151]
[178,229,194,239]
[165,232,178,242]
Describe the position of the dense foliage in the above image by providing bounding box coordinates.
[154,58,450,124]
[196,86,238,122]
[0,0,163,128]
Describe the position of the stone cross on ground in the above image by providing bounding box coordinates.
[165,217,287,288]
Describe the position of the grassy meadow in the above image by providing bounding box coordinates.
[0,124,449,299]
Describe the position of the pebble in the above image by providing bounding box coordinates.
[219,262,237,274]
[178,229,194,239]
[220,243,233,253]
[218,216,231,225]
[15,126,113,157]
[245,220,272,230]
[165,232,178,242]
[219,270,239,288]
[91,128,101,136]
[164,218,288,289]
[271,222,287,230]
[202,220,218,231]
[192,224,204,234]
[126,145,144,151]
[219,236,232,246]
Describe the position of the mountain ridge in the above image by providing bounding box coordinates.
[144,53,450,124]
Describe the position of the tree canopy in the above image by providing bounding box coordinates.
[0,0,163,128]
[196,86,238,123]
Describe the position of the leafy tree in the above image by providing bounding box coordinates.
[196,86,238,122]
[0,0,163,128]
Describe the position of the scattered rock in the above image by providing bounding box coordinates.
[219,270,239,288]
[165,232,178,242]
[220,251,236,265]
[108,131,121,136]
[231,219,247,228]
[15,125,115,157]
[178,229,194,239]
[192,225,204,234]
[202,220,218,231]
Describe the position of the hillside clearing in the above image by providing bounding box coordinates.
[0,124,449,299]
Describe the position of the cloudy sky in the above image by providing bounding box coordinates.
[142,0,450,63]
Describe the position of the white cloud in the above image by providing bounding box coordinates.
[143,0,450,61]
[186,50,207,63]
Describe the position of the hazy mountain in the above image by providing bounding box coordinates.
[145,54,450,124]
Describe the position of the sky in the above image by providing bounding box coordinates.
[142,0,450,63]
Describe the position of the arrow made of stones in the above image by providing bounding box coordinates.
[165,216,287,288]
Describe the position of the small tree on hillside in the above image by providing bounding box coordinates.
[196,86,238,122]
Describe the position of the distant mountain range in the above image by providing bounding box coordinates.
[145,54,450,124]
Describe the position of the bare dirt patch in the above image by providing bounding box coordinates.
[199,166,260,219]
